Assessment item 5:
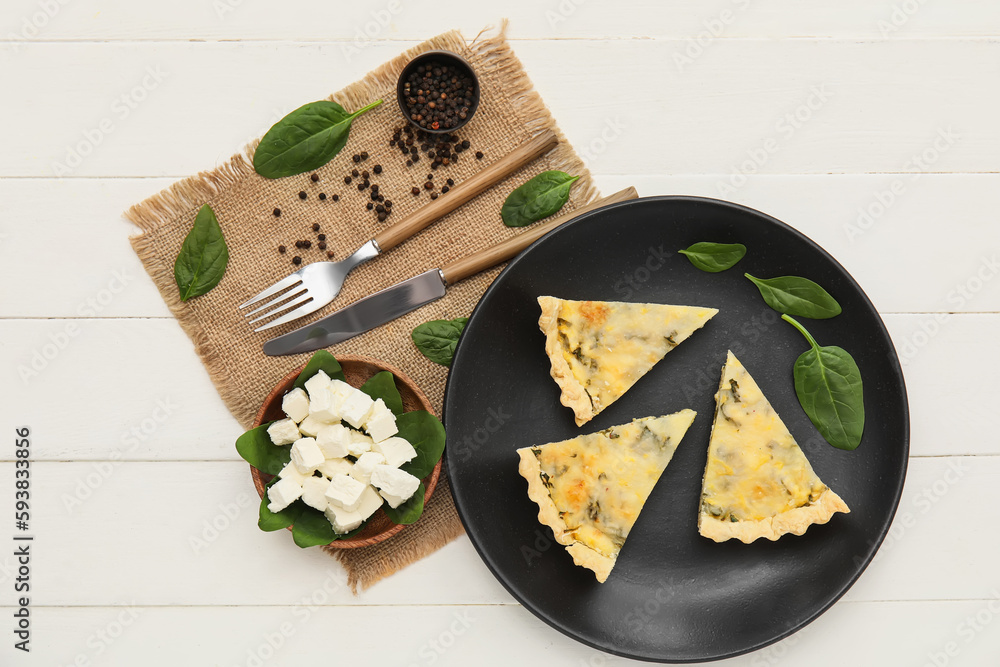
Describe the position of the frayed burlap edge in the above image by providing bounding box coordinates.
[124,20,598,593]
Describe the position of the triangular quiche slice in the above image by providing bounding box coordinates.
[538,296,718,426]
[517,410,696,583]
[699,351,849,543]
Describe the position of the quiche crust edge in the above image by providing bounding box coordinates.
[538,295,595,427]
[698,487,850,544]
[516,446,615,583]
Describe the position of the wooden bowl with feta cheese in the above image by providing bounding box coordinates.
[249,354,441,549]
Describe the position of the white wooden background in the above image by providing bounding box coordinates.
[2,1,999,665]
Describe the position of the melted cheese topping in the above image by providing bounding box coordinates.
[550,298,718,415]
[528,411,696,558]
[701,351,827,522]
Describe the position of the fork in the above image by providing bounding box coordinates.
[239,129,559,331]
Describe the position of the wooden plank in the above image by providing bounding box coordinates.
[4,599,1000,666]
[2,0,998,41]
[1,40,998,177]
[3,175,998,318]
[2,457,996,606]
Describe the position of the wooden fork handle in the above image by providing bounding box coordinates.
[373,129,559,252]
[439,187,639,285]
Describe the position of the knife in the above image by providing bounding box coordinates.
[263,187,638,357]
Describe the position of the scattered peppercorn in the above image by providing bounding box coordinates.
[476,151,484,159]
[278,245,286,253]
[327,250,336,258]
[461,140,470,149]
[317,233,326,241]
[376,204,385,213]
[406,159,413,167]
[312,223,320,232]
[352,169,359,177]
[358,183,366,191]
[430,192,439,200]
[318,193,326,200]
[310,173,319,182]
[367,202,374,210]
[360,151,369,160]
[441,186,450,193]
[424,181,434,190]
[318,241,327,250]
[273,208,281,217]
[293,256,302,265]
[446,178,454,186]
[385,200,393,208]
[427,174,433,180]
[302,240,312,248]
[299,191,307,199]
[411,187,420,195]
[344,176,352,184]
[373,164,382,174]
[352,154,361,163]
[377,212,387,222]
[332,194,340,202]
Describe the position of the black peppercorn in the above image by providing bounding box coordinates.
[310,173,319,182]
[373,164,382,174]
[411,187,420,195]
[423,181,433,190]
[344,176,352,184]
[352,154,361,163]
[317,233,326,241]
[406,159,413,167]
[318,241,327,250]
[376,204,385,213]
[367,202,374,210]
[302,240,311,248]
[475,151,484,159]
[327,250,336,258]
[441,186,450,193]
[273,208,281,217]
[293,256,302,265]
[332,194,340,202]
[385,200,393,208]
[377,212,387,222]
[358,183,365,191]
[362,170,369,179]
[360,151,368,160]
[446,178,454,186]
[461,140,470,149]
[430,192,439,200]
[352,169,359,177]
[318,193,326,200]
[299,191,307,199]
[312,223,320,232]
[278,245,286,253]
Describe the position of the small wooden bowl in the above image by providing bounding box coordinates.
[250,354,441,549]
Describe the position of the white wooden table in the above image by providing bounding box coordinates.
[3,2,998,664]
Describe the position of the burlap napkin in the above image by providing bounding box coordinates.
[124,22,597,592]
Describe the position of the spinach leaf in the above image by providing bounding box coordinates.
[291,507,337,548]
[783,315,865,451]
[258,483,303,532]
[396,411,446,479]
[174,204,229,301]
[501,170,580,227]
[745,273,842,319]
[254,100,382,179]
[678,242,746,272]
[293,350,346,389]
[383,482,426,525]
[235,423,290,475]
[411,317,468,367]
[360,371,404,416]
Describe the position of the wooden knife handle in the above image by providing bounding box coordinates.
[439,186,639,285]
[372,129,559,252]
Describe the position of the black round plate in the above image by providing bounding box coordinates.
[443,197,909,663]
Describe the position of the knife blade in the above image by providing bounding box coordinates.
[262,187,638,357]
[262,269,447,356]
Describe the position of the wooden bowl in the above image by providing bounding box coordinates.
[250,354,441,549]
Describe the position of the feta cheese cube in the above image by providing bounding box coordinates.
[347,430,374,458]
[267,418,300,446]
[355,485,384,521]
[266,478,302,513]
[324,503,363,534]
[298,415,324,437]
[316,458,354,478]
[278,461,309,485]
[350,451,386,485]
[290,437,325,474]
[372,437,417,468]
[316,423,352,459]
[300,476,330,511]
[339,390,375,429]
[281,387,310,423]
[324,473,367,512]
[365,404,398,443]
[328,379,354,402]
[370,465,420,508]
[303,370,331,399]
[308,387,341,424]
